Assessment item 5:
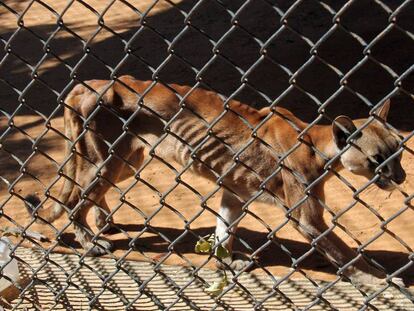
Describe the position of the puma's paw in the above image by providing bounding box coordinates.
[215,252,252,271]
[390,277,405,288]
[350,270,384,286]
[229,259,251,271]
[86,238,113,256]
[350,271,406,287]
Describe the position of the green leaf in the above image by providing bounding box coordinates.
[216,245,230,259]
[205,273,228,296]
[195,238,212,254]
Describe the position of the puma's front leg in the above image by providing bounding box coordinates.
[283,170,405,286]
[296,217,404,287]
[214,190,249,271]
[293,211,389,286]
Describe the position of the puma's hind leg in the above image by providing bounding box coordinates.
[93,148,145,234]
[71,144,146,256]
[94,198,115,234]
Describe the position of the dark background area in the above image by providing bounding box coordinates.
[0,0,413,128]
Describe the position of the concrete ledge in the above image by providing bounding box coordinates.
[4,248,413,310]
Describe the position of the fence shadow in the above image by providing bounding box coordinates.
[60,224,414,286]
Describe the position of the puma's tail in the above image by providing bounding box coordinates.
[24,85,85,223]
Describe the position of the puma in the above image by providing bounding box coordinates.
[25,75,406,286]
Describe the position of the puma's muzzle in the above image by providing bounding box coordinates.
[375,166,406,190]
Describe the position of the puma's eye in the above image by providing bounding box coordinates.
[374,154,384,164]
[372,154,389,173]
[368,154,381,168]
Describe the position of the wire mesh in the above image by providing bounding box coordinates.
[0,0,413,310]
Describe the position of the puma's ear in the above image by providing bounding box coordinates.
[376,99,390,121]
[332,116,358,149]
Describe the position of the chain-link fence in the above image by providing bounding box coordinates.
[1,0,413,310]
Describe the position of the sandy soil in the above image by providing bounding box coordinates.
[1,0,413,286]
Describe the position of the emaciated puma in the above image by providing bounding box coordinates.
[25,75,406,286]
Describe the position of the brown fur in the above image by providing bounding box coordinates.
[25,76,406,286]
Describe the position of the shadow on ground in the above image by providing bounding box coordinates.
[0,0,413,129]
[60,223,414,286]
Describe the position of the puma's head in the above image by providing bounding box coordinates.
[332,100,406,190]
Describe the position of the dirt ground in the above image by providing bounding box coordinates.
[1,114,414,286]
[1,0,413,287]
